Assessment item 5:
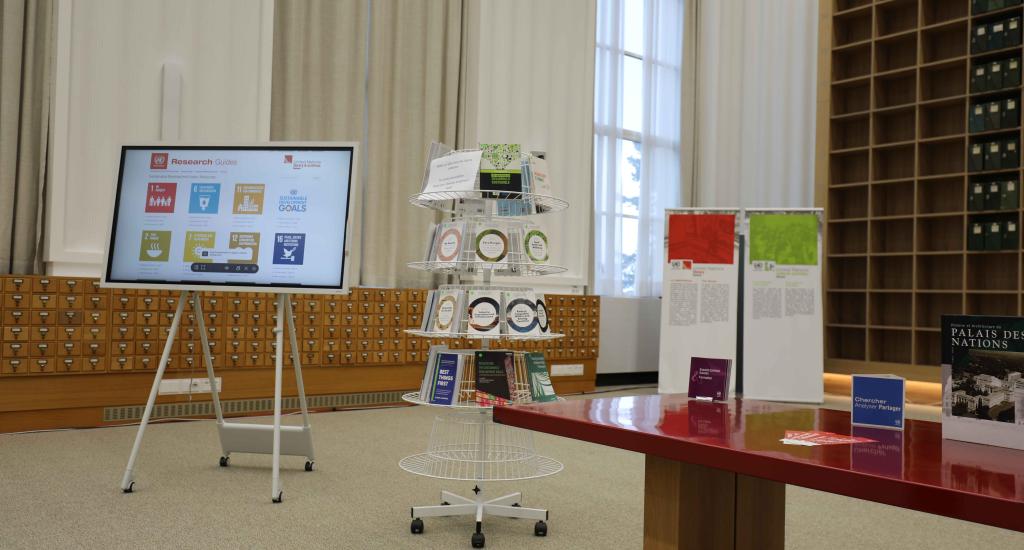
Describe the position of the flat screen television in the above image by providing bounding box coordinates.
[101,143,357,294]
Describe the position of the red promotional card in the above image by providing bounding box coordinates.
[667,213,735,265]
[145,182,177,213]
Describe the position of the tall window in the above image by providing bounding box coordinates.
[594,0,683,297]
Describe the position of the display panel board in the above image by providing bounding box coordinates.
[102,144,356,293]
[658,209,740,394]
[742,208,824,403]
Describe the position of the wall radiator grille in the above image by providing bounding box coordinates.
[102,391,406,422]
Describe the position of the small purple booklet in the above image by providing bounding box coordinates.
[688,357,731,401]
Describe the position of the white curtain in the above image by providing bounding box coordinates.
[593,0,625,296]
[593,0,684,297]
[271,0,461,288]
[636,0,683,296]
[0,0,53,274]
[692,0,818,208]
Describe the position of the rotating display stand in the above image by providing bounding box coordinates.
[402,149,567,548]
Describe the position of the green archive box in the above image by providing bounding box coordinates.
[1004,137,1020,168]
[1004,98,1020,128]
[986,181,1003,210]
[970,181,987,211]
[985,140,1004,170]
[991,21,1007,51]
[1009,17,1023,47]
[1006,58,1022,88]
[1005,218,1020,250]
[972,64,989,93]
[987,101,1003,129]
[988,60,1005,91]
[970,103,986,133]
[986,220,1004,251]
[973,23,990,53]
[969,221,986,251]
[970,142,986,172]
[1003,179,1020,210]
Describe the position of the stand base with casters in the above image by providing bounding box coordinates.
[118,291,316,503]
[410,486,549,547]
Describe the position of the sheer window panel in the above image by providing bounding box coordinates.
[593,0,684,297]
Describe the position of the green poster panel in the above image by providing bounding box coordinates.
[748,214,818,266]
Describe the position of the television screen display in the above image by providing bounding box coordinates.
[102,144,356,293]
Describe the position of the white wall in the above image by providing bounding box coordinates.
[47,0,274,275]
[462,0,597,293]
[597,297,660,374]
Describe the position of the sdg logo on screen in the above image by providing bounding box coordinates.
[189,183,221,214]
[233,184,265,215]
[145,183,177,213]
[273,233,306,265]
[278,189,308,213]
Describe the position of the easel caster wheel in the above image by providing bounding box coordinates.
[122,482,135,494]
[219,456,230,467]
[410,518,424,534]
[534,521,547,537]
[471,532,485,548]
[272,492,283,504]
[512,503,521,507]
[304,461,314,472]
[441,501,450,506]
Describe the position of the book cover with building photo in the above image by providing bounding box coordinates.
[942,315,1024,450]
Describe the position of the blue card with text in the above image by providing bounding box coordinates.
[851,374,905,430]
[428,353,461,406]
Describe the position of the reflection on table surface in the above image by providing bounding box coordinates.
[499,393,1024,506]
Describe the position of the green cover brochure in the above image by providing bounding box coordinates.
[479,144,523,196]
[524,352,557,402]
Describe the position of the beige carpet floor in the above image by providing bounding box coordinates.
[1,388,1022,549]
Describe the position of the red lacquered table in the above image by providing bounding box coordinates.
[492,394,1024,550]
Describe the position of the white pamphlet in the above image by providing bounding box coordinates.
[423,150,483,194]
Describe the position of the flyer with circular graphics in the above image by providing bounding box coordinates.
[504,292,539,334]
[524,229,549,263]
[433,291,460,332]
[436,224,463,262]
[536,296,550,333]
[467,291,502,335]
[475,226,509,263]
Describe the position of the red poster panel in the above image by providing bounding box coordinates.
[667,213,735,265]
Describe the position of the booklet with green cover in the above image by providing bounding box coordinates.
[479,143,523,197]
[524,352,556,402]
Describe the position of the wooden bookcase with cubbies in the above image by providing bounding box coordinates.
[820,0,1024,382]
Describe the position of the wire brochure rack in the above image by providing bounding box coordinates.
[401,145,566,548]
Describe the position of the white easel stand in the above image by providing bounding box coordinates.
[119,291,315,503]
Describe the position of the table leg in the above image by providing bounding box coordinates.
[643,455,784,550]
